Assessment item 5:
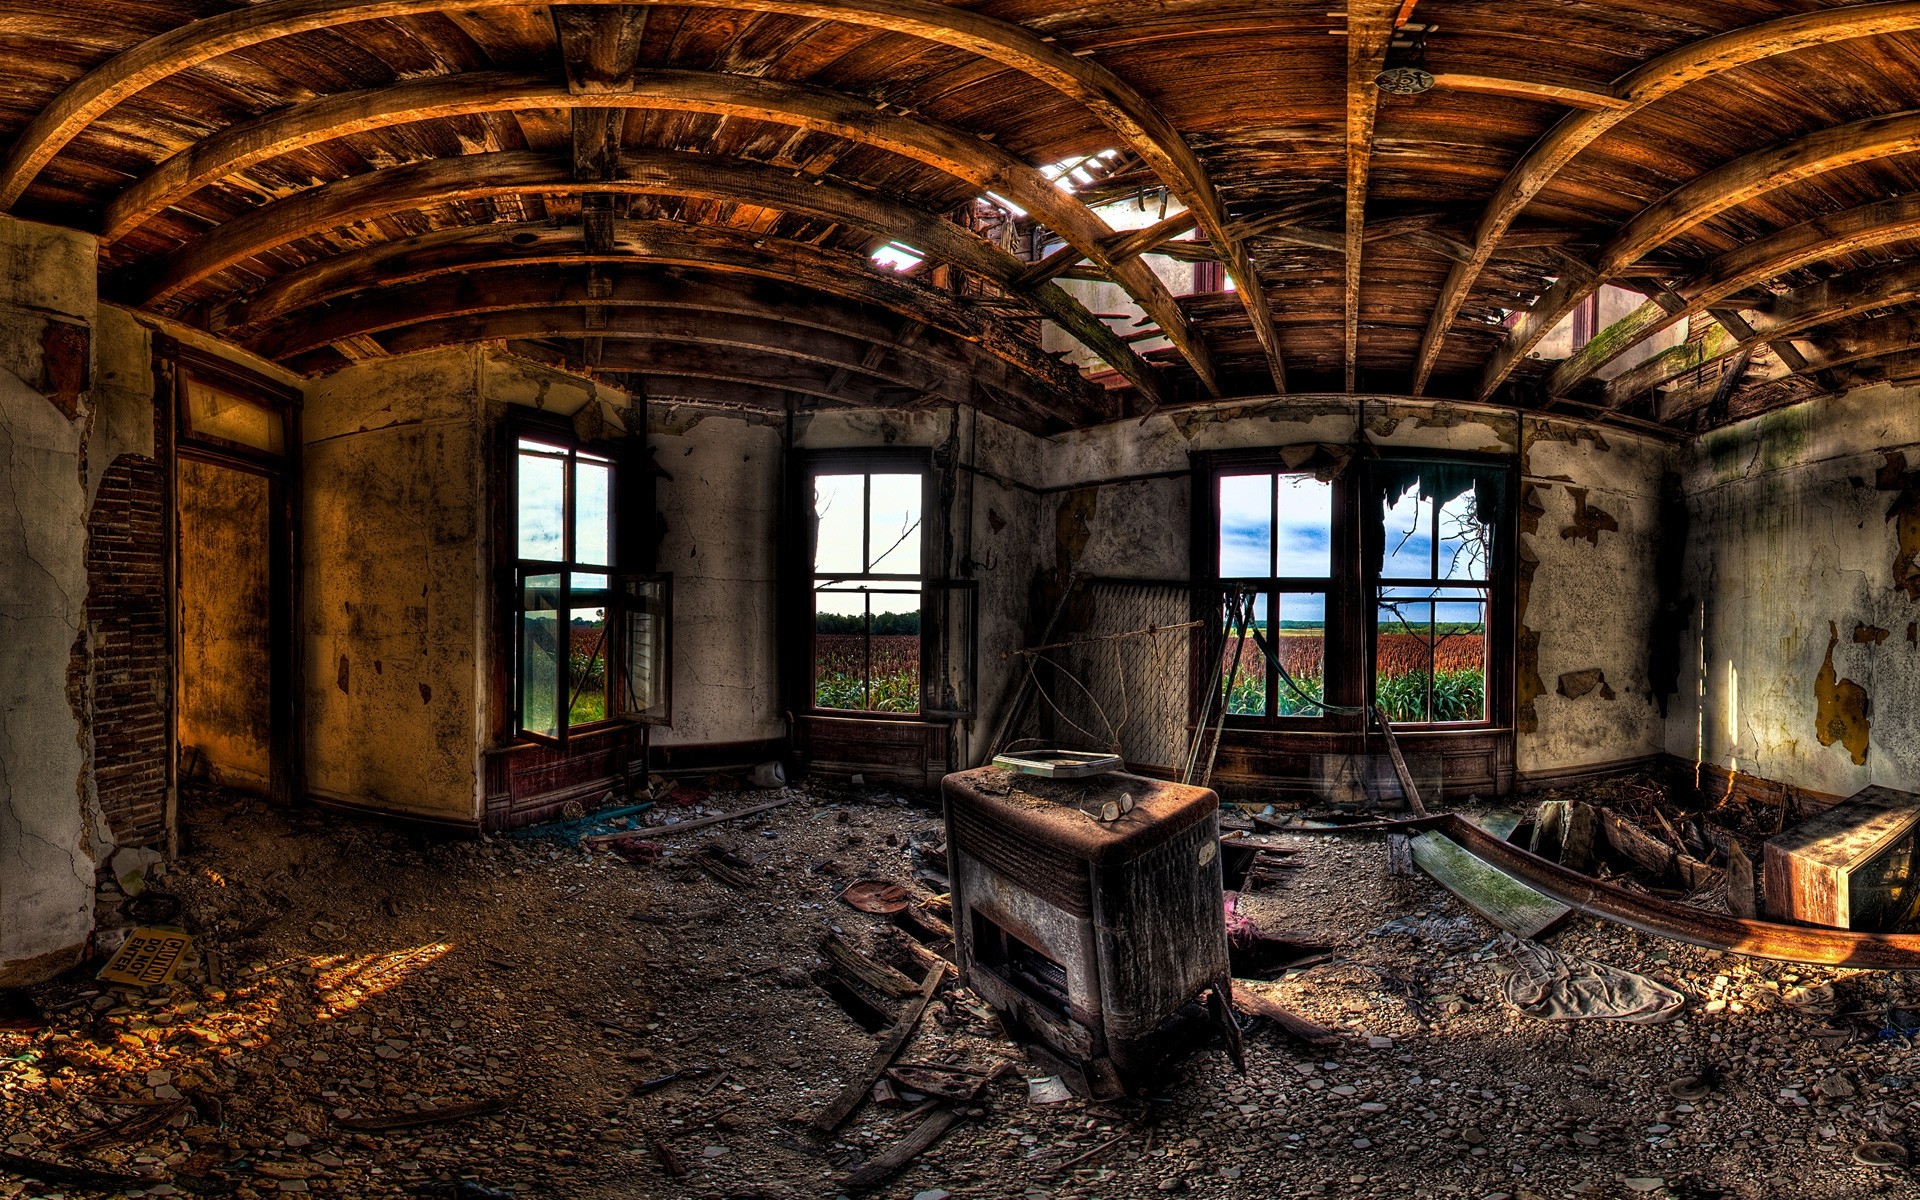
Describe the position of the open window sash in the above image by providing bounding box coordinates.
[613,572,672,725]
[515,570,670,746]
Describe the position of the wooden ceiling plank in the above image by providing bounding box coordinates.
[1408,1,1920,395]
[129,146,1164,402]
[1428,73,1629,111]
[1484,107,1920,400]
[102,67,1215,396]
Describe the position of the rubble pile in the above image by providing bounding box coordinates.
[0,782,1916,1199]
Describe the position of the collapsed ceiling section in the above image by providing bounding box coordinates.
[12,1,1920,432]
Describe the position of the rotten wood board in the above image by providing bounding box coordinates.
[822,933,923,1000]
[1229,981,1339,1045]
[809,965,943,1136]
[1410,831,1572,939]
[584,796,793,844]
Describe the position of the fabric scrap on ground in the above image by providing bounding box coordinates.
[1493,932,1686,1024]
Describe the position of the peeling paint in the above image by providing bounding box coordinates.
[1558,487,1620,545]
[1877,450,1920,601]
[1557,668,1615,701]
[1853,623,1891,646]
[1815,621,1871,766]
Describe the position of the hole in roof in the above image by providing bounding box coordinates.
[871,243,924,272]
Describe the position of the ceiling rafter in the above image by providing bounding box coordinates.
[1537,193,1920,401]
[0,0,1264,390]
[1484,106,1920,400]
[126,146,1163,404]
[99,68,1219,396]
[1341,0,1400,393]
[198,218,1093,408]
[1407,1,1920,395]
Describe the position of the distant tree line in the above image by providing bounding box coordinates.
[816,609,921,636]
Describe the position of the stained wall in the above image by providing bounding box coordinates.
[1666,383,1920,799]
[0,216,98,984]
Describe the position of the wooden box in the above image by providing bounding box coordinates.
[1763,786,1920,931]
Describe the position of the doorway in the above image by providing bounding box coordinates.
[167,343,300,810]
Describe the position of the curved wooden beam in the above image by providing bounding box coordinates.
[201,217,1090,404]
[1342,0,1398,393]
[130,147,1161,402]
[1408,1,1920,394]
[1483,107,1920,400]
[0,0,1277,389]
[1535,193,1920,400]
[101,66,1217,395]
[300,304,964,398]
[250,268,1006,386]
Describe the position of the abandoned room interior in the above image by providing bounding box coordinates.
[22,2,1920,1198]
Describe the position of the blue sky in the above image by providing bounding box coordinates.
[815,473,921,620]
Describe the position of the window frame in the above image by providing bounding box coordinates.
[795,448,938,722]
[1194,448,1514,733]
[506,414,670,748]
[1364,454,1510,730]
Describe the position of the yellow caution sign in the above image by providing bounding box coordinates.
[97,928,192,988]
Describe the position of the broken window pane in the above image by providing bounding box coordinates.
[813,474,864,576]
[517,444,566,561]
[520,573,562,739]
[575,460,610,567]
[1380,486,1433,580]
[569,572,610,727]
[1440,487,1491,581]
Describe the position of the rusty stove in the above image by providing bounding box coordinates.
[942,765,1236,1096]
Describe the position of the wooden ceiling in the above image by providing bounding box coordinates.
[12,1,1920,431]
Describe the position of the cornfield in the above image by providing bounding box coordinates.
[815,634,920,712]
[1221,629,1485,720]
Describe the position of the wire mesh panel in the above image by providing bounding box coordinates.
[1001,579,1194,776]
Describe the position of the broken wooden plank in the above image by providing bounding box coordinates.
[1386,833,1413,878]
[1727,839,1757,919]
[0,1153,147,1191]
[822,933,923,1000]
[1411,831,1571,939]
[1228,981,1338,1045]
[841,1063,1009,1193]
[1531,800,1598,871]
[809,965,943,1136]
[1372,705,1427,815]
[584,796,794,844]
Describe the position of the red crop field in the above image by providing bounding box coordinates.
[814,634,920,711]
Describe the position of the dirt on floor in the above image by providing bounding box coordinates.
[3,778,1920,1200]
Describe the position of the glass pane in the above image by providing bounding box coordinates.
[517,451,566,561]
[813,474,864,576]
[1376,595,1433,723]
[1223,592,1267,716]
[868,474,922,574]
[1272,592,1326,716]
[575,460,611,567]
[1218,475,1272,577]
[1439,487,1490,581]
[519,573,562,739]
[1274,475,1333,577]
[568,573,611,727]
[1433,591,1488,723]
[619,577,669,721]
[184,377,284,454]
[814,589,869,710]
[868,590,921,713]
[1380,485,1433,580]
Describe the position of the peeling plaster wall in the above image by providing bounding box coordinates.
[303,347,486,823]
[1667,383,1920,798]
[1031,398,1668,779]
[0,217,97,984]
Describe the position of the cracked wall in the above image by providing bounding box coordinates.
[0,217,98,984]
[1669,384,1920,797]
[303,347,487,823]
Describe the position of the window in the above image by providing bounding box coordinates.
[1371,464,1500,724]
[809,465,926,714]
[512,431,668,745]
[1216,472,1332,718]
[1202,452,1509,729]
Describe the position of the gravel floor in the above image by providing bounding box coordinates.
[3,782,1919,1200]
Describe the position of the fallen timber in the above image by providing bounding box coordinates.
[1281,810,1920,969]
